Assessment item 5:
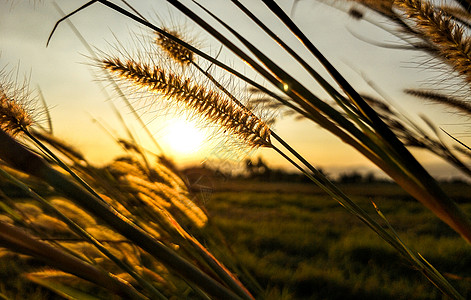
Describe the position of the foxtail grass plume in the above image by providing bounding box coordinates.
[405,89,471,115]
[108,158,209,228]
[0,87,33,136]
[50,198,98,227]
[155,28,194,66]
[102,57,272,149]
[395,0,471,84]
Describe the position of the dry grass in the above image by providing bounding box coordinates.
[102,57,272,149]
[395,0,471,83]
[156,27,195,66]
[0,79,33,136]
[1,0,471,299]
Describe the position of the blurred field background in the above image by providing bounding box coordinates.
[202,177,471,299]
[1,1,471,299]
[1,163,470,299]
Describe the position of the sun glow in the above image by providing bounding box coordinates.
[162,119,206,155]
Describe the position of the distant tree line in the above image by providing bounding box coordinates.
[241,157,391,184]
[241,157,315,183]
[240,158,467,184]
[181,157,468,185]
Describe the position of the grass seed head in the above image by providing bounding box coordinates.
[50,198,97,227]
[405,89,471,116]
[102,57,272,149]
[0,67,39,136]
[156,28,194,66]
[0,88,33,136]
[395,0,471,84]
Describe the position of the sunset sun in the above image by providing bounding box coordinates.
[162,119,206,155]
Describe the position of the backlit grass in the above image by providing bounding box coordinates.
[204,182,471,299]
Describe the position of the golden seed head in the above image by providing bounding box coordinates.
[0,89,33,135]
[155,28,194,66]
[102,58,272,149]
[395,0,471,83]
[404,89,471,115]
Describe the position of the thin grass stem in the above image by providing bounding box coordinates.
[53,2,166,157]
[0,220,147,300]
[0,128,246,300]
[0,167,168,300]
[271,140,463,299]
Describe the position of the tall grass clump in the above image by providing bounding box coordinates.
[45,2,461,298]
[43,0,471,298]
[1,0,471,298]
[0,67,254,298]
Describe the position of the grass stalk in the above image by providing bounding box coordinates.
[50,1,391,169]
[45,1,471,298]
[0,167,168,300]
[53,2,165,157]
[270,138,463,299]
[0,128,247,300]
[0,220,146,300]
[184,0,471,245]
[22,130,106,204]
[103,45,463,298]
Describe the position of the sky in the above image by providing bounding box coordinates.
[1,0,469,179]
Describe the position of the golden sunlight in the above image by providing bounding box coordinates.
[162,119,206,155]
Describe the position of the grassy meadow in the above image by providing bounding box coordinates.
[1,175,470,299]
[1,176,470,299]
[203,180,471,299]
[3,0,471,299]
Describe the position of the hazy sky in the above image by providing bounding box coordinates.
[1,0,469,179]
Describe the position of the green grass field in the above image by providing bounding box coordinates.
[1,179,470,299]
[203,181,471,299]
